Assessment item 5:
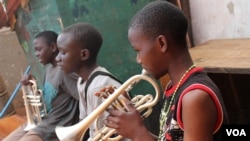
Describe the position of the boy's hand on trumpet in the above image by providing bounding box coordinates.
[95,85,131,100]
[94,86,153,141]
[105,98,150,141]
[20,74,36,86]
[95,85,116,99]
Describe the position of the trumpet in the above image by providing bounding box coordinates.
[21,79,47,131]
[55,70,161,141]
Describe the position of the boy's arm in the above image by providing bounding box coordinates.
[182,89,217,141]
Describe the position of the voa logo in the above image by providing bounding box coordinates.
[226,129,246,136]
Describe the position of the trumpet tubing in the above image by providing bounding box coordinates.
[55,70,161,141]
[22,86,36,131]
[21,80,46,131]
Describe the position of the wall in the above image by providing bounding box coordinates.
[0,27,28,109]
[189,0,250,45]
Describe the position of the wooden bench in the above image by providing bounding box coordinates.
[189,38,250,74]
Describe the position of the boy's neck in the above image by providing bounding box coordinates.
[78,63,99,81]
[168,52,194,85]
[50,53,58,67]
[51,58,57,67]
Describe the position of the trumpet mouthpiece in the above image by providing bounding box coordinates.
[142,69,148,75]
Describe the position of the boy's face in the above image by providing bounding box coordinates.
[128,27,166,79]
[33,37,53,65]
[56,33,82,74]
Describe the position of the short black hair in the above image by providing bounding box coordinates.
[129,0,188,46]
[34,31,58,45]
[62,22,103,63]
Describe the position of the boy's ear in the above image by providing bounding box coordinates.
[157,35,168,52]
[50,42,58,52]
[80,49,89,61]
